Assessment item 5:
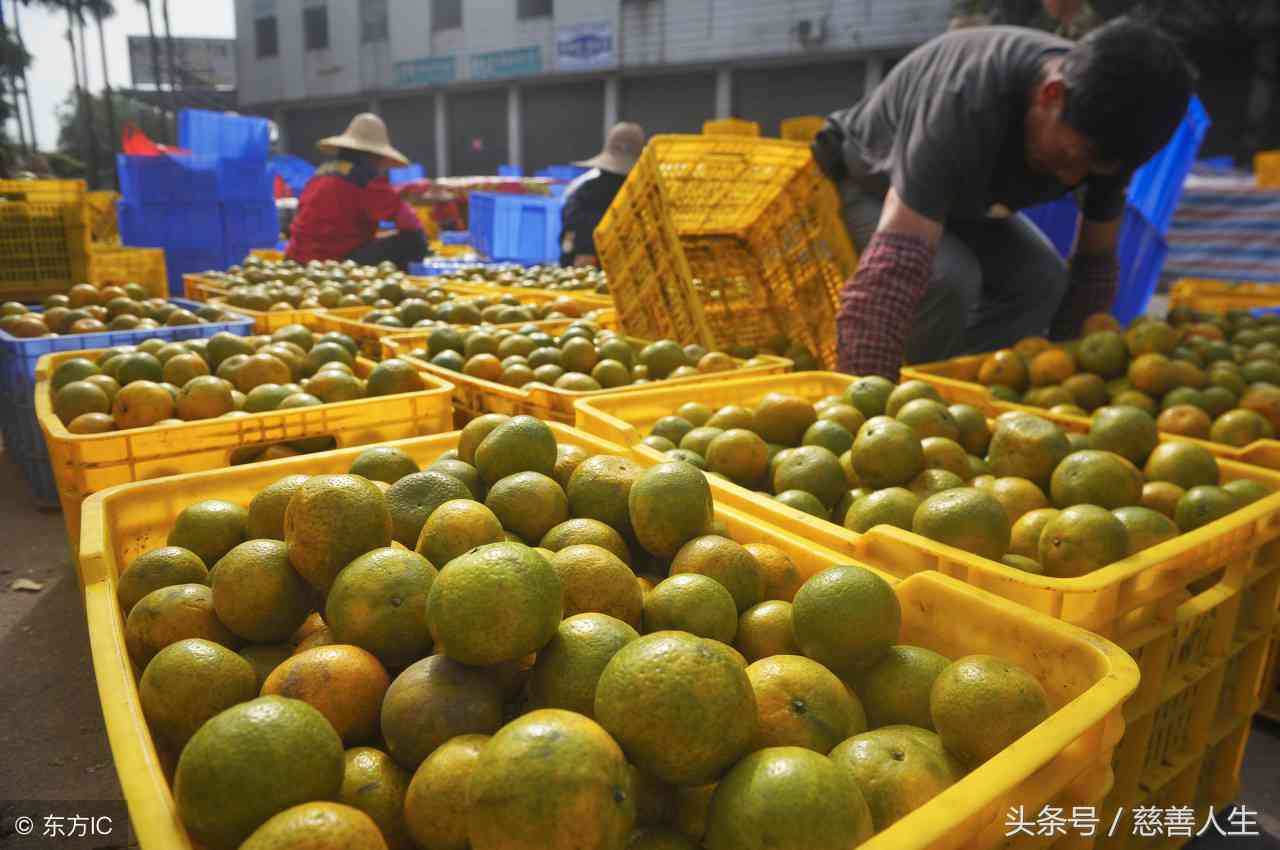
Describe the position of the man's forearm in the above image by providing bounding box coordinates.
[1050,251,1117,340]
[836,231,936,380]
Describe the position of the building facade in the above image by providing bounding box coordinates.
[236,0,951,176]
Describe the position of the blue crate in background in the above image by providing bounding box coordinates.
[163,248,232,295]
[440,231,470,245]
[178,109,271,160]
[410,259,484,276]
[117,154,220,205]
[0,299,253,401]
[1111,206,1168,325]
[498,165,523,177]
[388,163,425,185]
[216,158,273,202]
[536,165,588,181]
[223,201,280,263]
[468,192,563,264]
[1022,196,1079,258]
[118,202,225,254]
[5,441,58,508]
[268,154,316,196]
[1126,95,1209,233]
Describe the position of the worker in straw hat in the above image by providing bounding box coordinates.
[287,112,429,270]
[559,122,645,266]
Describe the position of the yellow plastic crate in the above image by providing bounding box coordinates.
[309,300,617,359]
[0,200,91,301]
[181,272,230,302]
[1255,150,1280,189]
[703,117,761,137]
[780,115,825,143]
[35,350,454,556]
[595,135,857,369]
[431,278,616,310]
[574,373,1280,840]
[382,325,791,424]
[86,190,120,244]
[412,203,442,240]
[1167,277,1280,313]
[429,241,474,258]
[1096,564,1279,850]
[900,353,1280,471]
[1260,634,1280,723]
[77,422,1136,850]
[209,297,367,334]
[0,178,87,204]
[87,247,168,299]
[248,248,284,263]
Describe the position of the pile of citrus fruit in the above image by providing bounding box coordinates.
[117,416,1051,849]
[339,290,611,332]
[1,286,239,338]
[642,377,1270,577]
[975,311,1280,448]
[410,320,778,392]
[49,326,425,451]
[430,261,609,295]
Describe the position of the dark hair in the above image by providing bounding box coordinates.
[1059,18,1194,171]
[337,147,379,166]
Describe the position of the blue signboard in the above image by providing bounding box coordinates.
[556,21,615,71]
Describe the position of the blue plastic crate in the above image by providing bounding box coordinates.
[117,154,220,205]
[536,165,588,181]
[1022,196,1079,258]
[163,248,233,296]
[216,158,273,203]
[1125,95,1209,233]
[498,165,523,177]
[223,202,280,264]
[440,231,470,245]
[4,436,58,508]
[178,109,271,160]
[0,397,46,458]
[468,192,563,264]
[388,163,425,185]
[268,154,316,197]
[118,202,226,254]
[0,298,253,401]
[1111,206,1168,325]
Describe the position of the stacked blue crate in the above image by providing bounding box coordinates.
[388,163,425,185]
[468,192,563,264]
[117,111,279,293]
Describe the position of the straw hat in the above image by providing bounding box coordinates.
[575,122,646,174]
[318,113,409,166]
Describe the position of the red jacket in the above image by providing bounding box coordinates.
[287,160,421,263]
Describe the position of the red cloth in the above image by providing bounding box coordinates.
[836,230,936,380]
[1050,252,1119,340]
[287,164,411,263]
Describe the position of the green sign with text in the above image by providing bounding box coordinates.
[471,46,542,81]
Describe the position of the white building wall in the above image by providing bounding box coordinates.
[238,0,948,106]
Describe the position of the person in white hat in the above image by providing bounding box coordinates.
[559,122,645,266]
[287,113,428,269]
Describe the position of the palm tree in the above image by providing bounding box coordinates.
[89,0,117,172]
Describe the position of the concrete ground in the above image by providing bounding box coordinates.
[0,440,1276,849]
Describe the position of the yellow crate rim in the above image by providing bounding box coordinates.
[77,423,1137,850]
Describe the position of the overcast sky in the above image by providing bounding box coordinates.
[6,1,234,151]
